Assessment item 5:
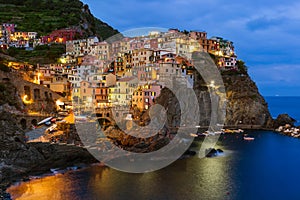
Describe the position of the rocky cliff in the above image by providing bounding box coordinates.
[156,71,274,129]
[0,111,97,187]
[222,74,273,127]
[0,68,98,189]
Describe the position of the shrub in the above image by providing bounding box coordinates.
[0,63,11,72]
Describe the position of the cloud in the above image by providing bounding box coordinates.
[250,64,300,85]
[249,64,300,96]
[246,17,285,31]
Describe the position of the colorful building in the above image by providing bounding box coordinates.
[132,84,162,111]
[41,28,82,44]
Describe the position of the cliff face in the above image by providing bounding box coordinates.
[0,70,60,114]
[157,72,273,128]
[223,74,273,127]
[0,84,96,186]
[0,112,97,185]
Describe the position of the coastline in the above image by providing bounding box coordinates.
[0,141,99,200]
[1,127,278,199]
[1,162,104,200]
[1,108,296,200]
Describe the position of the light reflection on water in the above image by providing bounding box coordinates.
[10,132,300,200]
[7,137,236,200]
[8,97,300,200]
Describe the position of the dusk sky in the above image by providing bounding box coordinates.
[83,0,300,96]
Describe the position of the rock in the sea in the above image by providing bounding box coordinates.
[273,114,296,128]
[217,149,224,153]
[205,148,224,157]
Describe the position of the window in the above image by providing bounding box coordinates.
[33,89,40,100]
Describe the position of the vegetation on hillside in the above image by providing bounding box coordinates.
[5,44,66,64]
[209,53,248,75]
[0,0,118,39]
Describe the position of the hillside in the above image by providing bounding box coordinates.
[5,44,66,64]
[0,0,119,40]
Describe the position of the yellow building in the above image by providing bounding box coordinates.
[49,75,71,98]
[109,77,137,107]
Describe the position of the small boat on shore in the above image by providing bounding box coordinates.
[37,117,53,126]
[50,168,65,174]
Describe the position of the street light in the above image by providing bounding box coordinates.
[209,80,215,88]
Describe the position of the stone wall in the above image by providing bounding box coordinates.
[0,70,61,113]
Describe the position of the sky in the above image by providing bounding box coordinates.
[82,0,300,96]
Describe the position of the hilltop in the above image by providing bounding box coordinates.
[0,0,118,40]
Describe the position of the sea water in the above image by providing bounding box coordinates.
[7,96,300,200]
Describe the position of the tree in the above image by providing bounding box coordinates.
[237,60,248,75]
[0,63,11,72]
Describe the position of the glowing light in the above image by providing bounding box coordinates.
[22,95,32,104]
[56,100,64,106]
[37,73,41,84]
[209,81,215,88]
[60,58,67,64]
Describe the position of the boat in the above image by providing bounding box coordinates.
[202,131,216,136]
[37,117,53,126]
[235,129,244,133]
[50,168,65,174]
[243,136,255,141]
[223,129,235,134]
[190,133,198,137]
[223,129,244,134]
[45,121,52,126]
[46,124,57,133]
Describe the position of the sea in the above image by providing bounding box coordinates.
[265,96,300,126]
[7,96,300,200]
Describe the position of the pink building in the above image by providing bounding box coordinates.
[150,38,158,49]
[2,23,15,33]
[132,84,162,111]
[189,31,207,40]
[41,28,82,44]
